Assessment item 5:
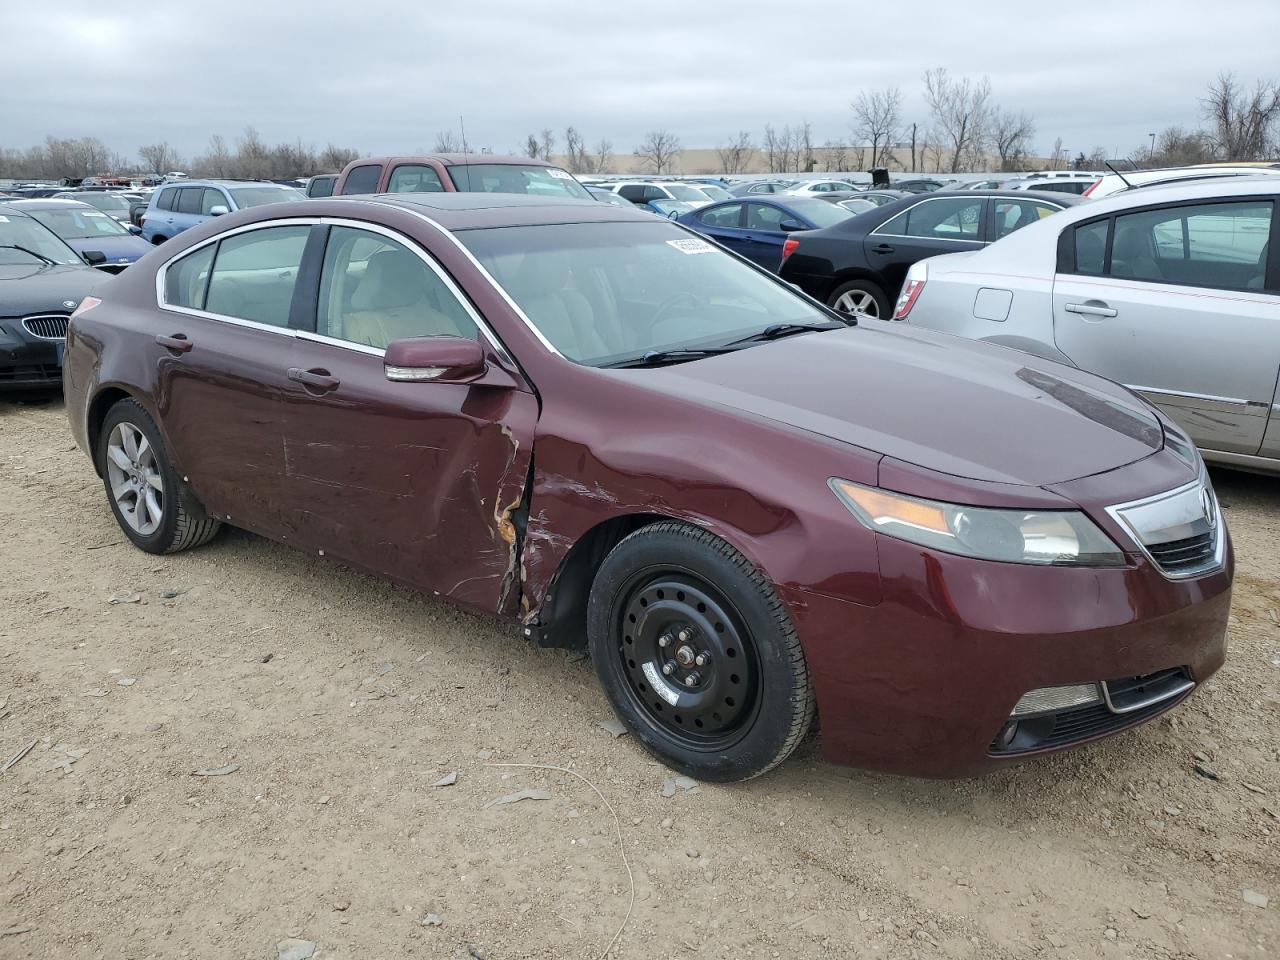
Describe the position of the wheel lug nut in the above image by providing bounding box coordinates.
[658,634,671,648]
[661,661,675,676]
[684,671,701,688]
[694,653,708,667]
[677,629,691,643]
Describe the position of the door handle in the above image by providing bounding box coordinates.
[155,333,193,353]
[872,243,895,254]
[1064,301,1118,318]
[288,367,341,393]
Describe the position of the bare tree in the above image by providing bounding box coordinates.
[1147,126,1215,167]
[1047,136,1065,170]
[633,129,681,174]
[539,128,556,162]
[922,68,992,172]
[203,135,232,177]
[852,87,902,169]
[593,138,614,174]
[822,139,848,173]
[762,124,786,173]
[139,141,182,175]
[1202,72,1280,160]
[564,126,595,173]
[991,109,1036,171]
[716,131,756,174]
[433,130,462,153]
[798,121,816,172]
[319,143,359,171]
[523,134,540,159]
[1084,146,1110,168]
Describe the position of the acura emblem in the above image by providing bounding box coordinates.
[62,300,76,309]
[1200,487,1217,529]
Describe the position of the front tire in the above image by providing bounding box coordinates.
[587,522,814,782]
[828,279,889,319]
[98,399,221,555]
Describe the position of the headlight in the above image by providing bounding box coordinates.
[829,479,1125,567]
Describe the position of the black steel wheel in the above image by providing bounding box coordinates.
[588,521,814,782]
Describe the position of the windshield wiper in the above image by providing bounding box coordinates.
[0,244,57,266]
[723,319,848,348]
[603,346,741,369]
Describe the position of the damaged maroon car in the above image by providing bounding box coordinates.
[64,194,1232,781]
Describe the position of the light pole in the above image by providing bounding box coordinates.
[1149,132,1156,163]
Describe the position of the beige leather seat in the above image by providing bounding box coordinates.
[342,249,470,348]
[512,252,607,358]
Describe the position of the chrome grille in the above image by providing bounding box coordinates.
[1105,473,1223,579]
[22,314,70,340]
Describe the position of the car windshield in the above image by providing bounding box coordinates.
[28,207,131,238]
[664,184,706,201]
[458,221,835,366]
[0,213,82,264]
[447,164,591,200]
[77,193,130,213]
[650,200,696,217]
[229,186,305,208]
[787,198,859,227]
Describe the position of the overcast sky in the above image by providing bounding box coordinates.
[6,1,1278,163]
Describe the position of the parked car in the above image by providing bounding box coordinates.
[1084,164,1280,199]
[887,179,947,193]
[1,207,105,389]
[678,196,856,269]
[2,199,150,272]
[610,181,711,209]
[782,180,860,196]
[683,183,733,202]
[779,190,1080,318]
[140,180,304,244]
[835,189,910,207]
[52,191,134,224]
[64,193,1230,781]
[333,154,591,199]
[895,178,1280,473]
[305,174,338,198]
[643,199,697,218]
[835,198,878,215]
[588,187,636,208]
[727,180,795,196]
[1007,173,1101,195]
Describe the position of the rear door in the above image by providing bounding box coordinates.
[988,198,1062,243]
[1052,198,1280,455]
[151,222,315,535]
[740,202,793,268]
[866,196,986,295]
[278,222,539,613]
[338,163,383,196]
[385,163,447,193]
[172,186,204,235]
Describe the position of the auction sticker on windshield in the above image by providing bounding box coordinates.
[547,168,573,179]
[667,238,715,255]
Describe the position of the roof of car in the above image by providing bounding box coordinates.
[1078,173,1280,210]
[156,179,284,188]
[348,154,558,168]
[362,192,648,230]
[0,198,93,209]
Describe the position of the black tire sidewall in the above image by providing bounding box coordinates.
[97,400,181,554]
[828,279,889,319]
[587,526,807,782]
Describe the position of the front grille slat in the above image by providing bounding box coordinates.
[21,314,70,340]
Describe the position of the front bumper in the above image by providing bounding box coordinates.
[783,531,1232,778]
[0,319,63,390]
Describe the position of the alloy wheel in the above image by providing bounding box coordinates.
[105,422,164,536]
[617,572,760,747]
[833,290,880,318]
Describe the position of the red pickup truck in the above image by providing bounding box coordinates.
[332,154,592,199]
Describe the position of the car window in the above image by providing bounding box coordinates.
[204,225,311,327]
[1109,201,1273,290]
[699,203,743,228]
[342,164,383,195]
[307,176,335,199]
[228,186,303,208]
[316,226,478,350]
[200,188,226,215]
[993,200,1059,240]
[1072,219,1109,275]
[745,203,786,230]
[164,244,216,309]
[386,164,445,193]
[643,186,667,202]
[618,185,646,203]
[881,198,983,240]
[156,188,177,212]
[176,188,202,215]
[30,208,128,238]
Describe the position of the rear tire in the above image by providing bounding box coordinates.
[828,279,889,319]
[587,521,814,782]
[97,399,221,555]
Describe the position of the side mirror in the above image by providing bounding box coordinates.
[779,219,806,232]
[126,224,142,235]
[208,205,229,217]
[83,250,107,265]
[385,336,487,383]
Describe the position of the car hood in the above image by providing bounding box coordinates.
[640,322,1162,487]
[64,235,151,263]
[0,262,106,315]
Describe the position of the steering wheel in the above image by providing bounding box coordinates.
[653,290,701,325]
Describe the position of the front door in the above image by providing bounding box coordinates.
[866,195,987,296]
[692,203,748,257]
[279,223,538,614]
[740,202,794,269]
[152,222,314,537]
[1052,198,1280,455]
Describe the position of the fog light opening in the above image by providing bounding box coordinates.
[996,720,1019,749]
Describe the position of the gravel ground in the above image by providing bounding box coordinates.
[0,395,1277,960]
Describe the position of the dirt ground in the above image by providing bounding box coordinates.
[0,395,1276,960]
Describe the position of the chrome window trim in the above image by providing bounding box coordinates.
[154,214,512,363]
[1103,470,1225,581]
[870,195,990,243]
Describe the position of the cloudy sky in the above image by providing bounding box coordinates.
[6,0,1278,163]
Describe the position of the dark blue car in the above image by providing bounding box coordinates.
[676,196,855,270]
[1,199,152,273]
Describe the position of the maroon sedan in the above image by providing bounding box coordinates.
[63,194,1232,781]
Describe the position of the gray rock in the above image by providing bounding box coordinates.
[1243,889,1270,909]
[277,939,316,960]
